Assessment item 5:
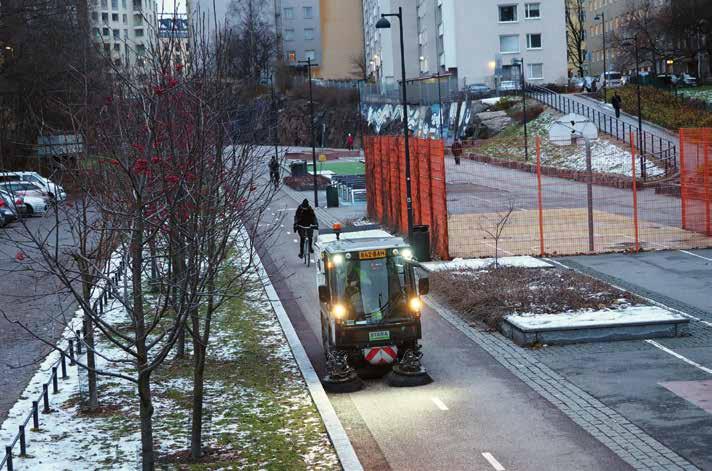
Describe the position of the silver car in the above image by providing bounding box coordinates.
[0,182,49,216]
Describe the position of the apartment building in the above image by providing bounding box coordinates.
[89,0,158,68]
[363,0,420,83]
[364,0,568,88]
[277,0,323,65]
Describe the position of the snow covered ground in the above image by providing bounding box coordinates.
[506,305,687,330]
[0,251,339,470]
[422,256,552,272]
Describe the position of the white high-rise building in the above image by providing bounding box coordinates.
[363,0,568,88]
[89,0,158,68]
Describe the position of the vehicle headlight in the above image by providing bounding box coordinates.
[408,297,422,312]
[332,303,346,318]
[401,248,413,260]
[332,254,344,266]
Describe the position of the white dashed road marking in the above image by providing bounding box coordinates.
[431,397,448,411]
[482,452,505,470]
[646,340,712,375]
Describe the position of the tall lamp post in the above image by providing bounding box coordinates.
[594,12,608,102]
[512,58,529,161]
[377,7,414,237]
[298,57,320,207]
[624,34,646,180]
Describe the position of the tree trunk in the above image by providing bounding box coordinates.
[81,273,99,410]
[190,341,206,459]
[138,371,155,471]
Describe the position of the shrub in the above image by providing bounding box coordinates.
[511,104,544,124]
[492,97,517,111]
[606,86,712,130]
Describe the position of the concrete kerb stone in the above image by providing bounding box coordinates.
[252,246,363,471]
[424,296,699,471]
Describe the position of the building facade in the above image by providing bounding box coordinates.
[276,0,323,66]
[89,0,158,68]
[364,0,568,89]
[318,0,365,79]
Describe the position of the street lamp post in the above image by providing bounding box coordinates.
[298,57,320,207]
[377,7,414,237]
[624,34,646,180]
[595,12,608,102]
[512,58,529,162]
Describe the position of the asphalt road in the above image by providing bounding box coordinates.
[259,188,629,470]
[0,211,75,423]
[541,249,712,469]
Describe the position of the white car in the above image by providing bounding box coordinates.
[0,171,67,201]
[600,71,624,88]
[499,80,521,91]
[0,182,49,216]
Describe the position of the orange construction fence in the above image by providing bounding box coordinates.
[363,136,449,260]
[680,128,712,236]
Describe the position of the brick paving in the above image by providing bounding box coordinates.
[426,296,700,471]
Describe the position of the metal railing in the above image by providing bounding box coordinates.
[359,75,460,105]
[0,260,126,471]
[526,85,678,178]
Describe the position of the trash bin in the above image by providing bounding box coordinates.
[326,185,339,208]
[411,225,431,262]
[290,160,307,177]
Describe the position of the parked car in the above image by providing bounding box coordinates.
[467,83,492,96]
[679,73,698,87]
[0,171,67,201]
[600,71,624,88]
[499,80,521,91]
[0,190,26,219]
[0,182,48,215]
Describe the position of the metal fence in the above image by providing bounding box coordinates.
[680,128,712,236]
[0,261,126,471]
[526,85,678,177]
[359,75,460,106]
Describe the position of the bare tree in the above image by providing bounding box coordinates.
[479,200,515,268]
[226,0,278,83]
[566,0,587,78]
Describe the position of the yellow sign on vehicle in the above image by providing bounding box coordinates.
[359,249,387,260]
[319,154,327,162]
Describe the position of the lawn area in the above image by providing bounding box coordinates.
[308,161,364,175]
[0,252,340,470]
[474,109,658,177]
[678,85,712,104]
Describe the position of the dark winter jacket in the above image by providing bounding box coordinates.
[611,95,622,110]
[294,201,318,231]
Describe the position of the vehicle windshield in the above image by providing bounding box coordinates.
[330,256,407,323]
[2,183,37,192]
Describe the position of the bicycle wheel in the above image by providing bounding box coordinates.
[303,236,309,266]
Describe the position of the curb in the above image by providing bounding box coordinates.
[252,249,363,471]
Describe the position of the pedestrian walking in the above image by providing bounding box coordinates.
[269,155,280,189]
[346,133,354,151]
[451,139,463,166]
[611,92,622,119]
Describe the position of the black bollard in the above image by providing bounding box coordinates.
[42,384,49,413]
[32,401,39,429]
[60,351,67,379]
[19,424,26,456]
[68,340,75,366]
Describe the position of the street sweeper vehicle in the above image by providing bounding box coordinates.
[315,224,432,392]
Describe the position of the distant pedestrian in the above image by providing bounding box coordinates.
[346,133,354,151]
[591,78,598,93]
[611,92,622,119]
[269,155,280,189]
[451,139,463,166]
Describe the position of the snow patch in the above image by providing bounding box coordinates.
[422,256,552,272]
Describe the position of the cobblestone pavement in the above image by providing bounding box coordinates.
[427,296,700,471]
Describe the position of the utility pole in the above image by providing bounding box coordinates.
[585,137,594,252]
[298,58,320,207]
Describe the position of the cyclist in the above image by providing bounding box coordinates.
[293,199,318,258]
[269,155,280,188]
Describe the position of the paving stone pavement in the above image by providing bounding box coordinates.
[426,296,700,471]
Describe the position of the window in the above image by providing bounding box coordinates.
[287,50,296,62]
[102,12,109,23]
[304,28,314,40]
[123,14,127,24]
[133,0,142,10]
[113,43,121,51]
[103,27,110,36]
[499,34,519,53]
[134,14,143,26]
[101,0,107,7]
[498,5,517,22]
[111,0,118,9]
[528,63,543,79]
[303,6,313,18]
[122,0,126,8]
[305,49,316,61]
[92,27,100,37]
[113,29,120,39]
[525,3,540,19]
[91,11,98,21]
[136,44,146,56]
[135,28,144,37]
[284,7,294,19]
[526,33,542,49]
[112,13,119,22]
[284,29,294,41]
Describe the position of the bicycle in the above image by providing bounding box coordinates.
[296,224,318,267]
